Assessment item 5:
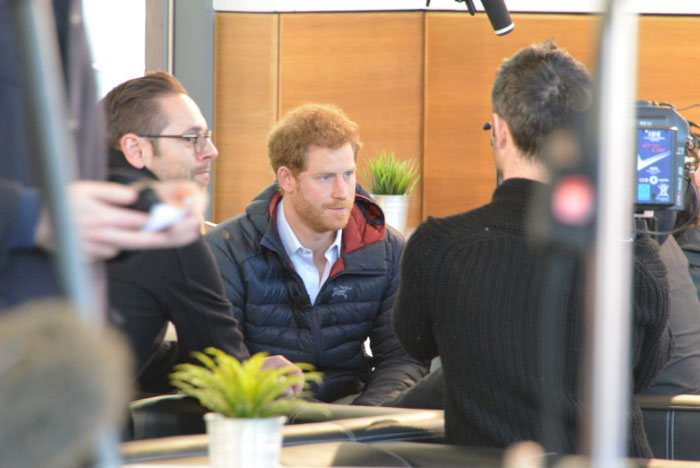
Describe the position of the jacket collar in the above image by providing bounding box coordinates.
[251,183,387,274]
[107,147,159,184]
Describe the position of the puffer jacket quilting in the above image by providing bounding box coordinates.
[206,183,428,404]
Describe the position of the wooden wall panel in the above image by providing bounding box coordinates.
[213,12,700,225]
[213,13,279,222]
[424,13,600,219]
[278,13,425,231]
[637,16,700,127]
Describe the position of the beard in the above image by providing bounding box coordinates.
[288,187,353,234]
[150,150,210,186]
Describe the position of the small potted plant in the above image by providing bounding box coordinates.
[169,349,322,468]
[362,150,420,235]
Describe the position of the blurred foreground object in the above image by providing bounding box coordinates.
[0,300,132,468]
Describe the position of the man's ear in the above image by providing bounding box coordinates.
[492,113,511,150]
[277,166,297,194]
[120,133,149,169]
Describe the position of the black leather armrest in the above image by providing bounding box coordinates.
[127,394,445,442]
[637,394,700,461]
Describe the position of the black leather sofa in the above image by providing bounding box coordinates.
[127,394,445,442]
[637,394,700,461]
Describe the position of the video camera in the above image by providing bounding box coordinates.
[635,101,699,212]
[528,100,700,248]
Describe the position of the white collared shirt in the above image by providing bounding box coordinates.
[277,198,342,304]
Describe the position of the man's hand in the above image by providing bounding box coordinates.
[35,180,207,260]
[262,354,305,396]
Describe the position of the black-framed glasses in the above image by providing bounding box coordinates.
[139,130,213,154]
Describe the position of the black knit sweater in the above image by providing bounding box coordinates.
[393,178,671,457]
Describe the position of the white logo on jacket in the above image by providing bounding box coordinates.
[332,285,352,299]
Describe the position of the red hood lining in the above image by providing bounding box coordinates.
[268,192,386,277]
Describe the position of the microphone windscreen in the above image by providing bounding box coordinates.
[481,0,515,36]
[0,300,132,468]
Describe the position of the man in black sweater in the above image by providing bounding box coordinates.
[392,42,672,457]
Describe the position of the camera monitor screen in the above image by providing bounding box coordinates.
[636,127,676,208]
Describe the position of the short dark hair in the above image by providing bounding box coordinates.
[491,41,592,161]
[102,71,188,150]
[267,103,362,174]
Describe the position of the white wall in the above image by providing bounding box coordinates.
[213,0,700,14]
[78,0,696,225]
[82,0,146,98]
[80,0,698,100]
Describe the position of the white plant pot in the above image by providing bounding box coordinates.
[205,413,286,468]
[371,194,411,236]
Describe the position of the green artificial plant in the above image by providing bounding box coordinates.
[169,348,322,418]
[363,150,420,195]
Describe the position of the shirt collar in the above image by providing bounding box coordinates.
[276,198,343,259]
[328,224,343,256]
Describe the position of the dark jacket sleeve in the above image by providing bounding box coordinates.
[354,227,429,406]
[108,238,250,378]
[1,181,44,253]
[0,181,27,265]
[0,181,57,306]
[205,225,250,337]
[630,234,673,393]
[392,222,440,362]
[161,240,251,363]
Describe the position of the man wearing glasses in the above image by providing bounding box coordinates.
[103,72,216,189]
[103,71,298,395]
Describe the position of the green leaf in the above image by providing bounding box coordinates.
[168,349,324,418]
[362,150,420,195]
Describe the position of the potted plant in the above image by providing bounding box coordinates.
[169,348,322,468]
[362,150,420,235]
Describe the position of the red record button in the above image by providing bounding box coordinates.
[550,175,596,226]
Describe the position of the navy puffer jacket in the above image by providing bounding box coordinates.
[205,183,428,405]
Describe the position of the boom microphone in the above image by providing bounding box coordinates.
[426,0,514,36]
[481,0,515,36]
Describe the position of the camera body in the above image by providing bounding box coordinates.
[635,101,692,211]
[529,100,697,248]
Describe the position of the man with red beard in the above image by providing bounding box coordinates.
[206,103,428,405]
